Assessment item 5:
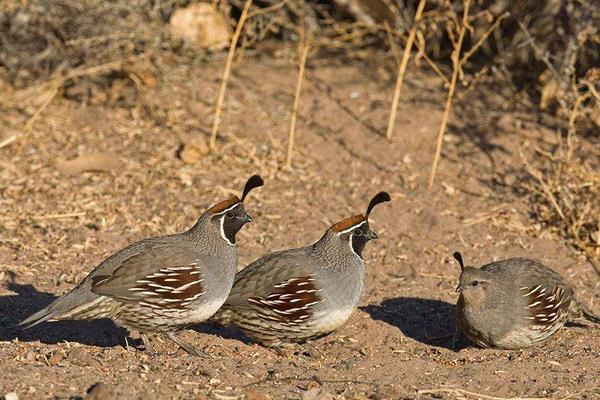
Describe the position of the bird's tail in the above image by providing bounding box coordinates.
[19,306,54,329]
[19,285,106,329]
[574,298,600,324]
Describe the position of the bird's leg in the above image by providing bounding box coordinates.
[124,336,131,352]
[164,332,207,357]
[268,342,294,358]
[304,342,324,358]
[272,347,288,357]
[451,326,460,351]
[141,333,151,351]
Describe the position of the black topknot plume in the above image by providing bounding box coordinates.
[240,175,265,203]
[453,251,465,272]
[241,175,264,202]
[365,191,391,218]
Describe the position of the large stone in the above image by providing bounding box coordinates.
[169,3,230,50]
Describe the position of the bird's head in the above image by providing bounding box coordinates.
[204,175,264,245]
[328,191,391,259]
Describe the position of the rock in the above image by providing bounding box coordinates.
[4,392,19,400]
[179,139,210,164]
[23,350,37,362]
[68,348,95,366]
[48,351,63,366]
[169,3,230,50]
[591,230,599,245]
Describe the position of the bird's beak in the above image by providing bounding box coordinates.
[242,213,253,223]
[455,284,463,293]
[366,229,378,240]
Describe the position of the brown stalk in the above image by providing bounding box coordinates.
[209,0,253,152]
[428,0,471,189]
[385,22,450,87]
[285,42,310,168]
[385,0,427,141]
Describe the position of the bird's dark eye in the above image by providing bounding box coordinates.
[471,280,479,287]
[353,229,363,236]
[225,211,234,218]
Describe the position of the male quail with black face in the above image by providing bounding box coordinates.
[20,175,264,356]
[453,252,600,349]
[212,192,391,347]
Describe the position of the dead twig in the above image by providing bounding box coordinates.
[0,134,18,149]
[417,387,543,400]
[209,0,253,151]
[386,0,427,141]
[0,86,59,149]
[458,11,510,71]
[428,0,471,189]
[24,86,59,132]
[385,23,450,88]
[285,42,310,168]
[519,141,600,276]
[1,54,149,105]
[247,0,290,19]
[419,387,599,400]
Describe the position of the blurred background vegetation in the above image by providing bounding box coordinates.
[1,0,599,269]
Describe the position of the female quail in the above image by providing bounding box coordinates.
[20,175,264,356]
[453,251,600,349]
[212,191,391,347]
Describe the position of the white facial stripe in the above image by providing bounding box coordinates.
[347,232,359,258]
[337,220,367,235]
[219,215,235,246]
[213,202,241,216]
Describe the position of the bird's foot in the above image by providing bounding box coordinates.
[164,332,208,357]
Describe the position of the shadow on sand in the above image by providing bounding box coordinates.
[0,275,126,347]
[0,272,250,349]
[361,296,470,351]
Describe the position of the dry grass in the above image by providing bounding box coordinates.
[385,0,427,141]
[285,41,310,168]
[210,0,253,151]
[417,387,600,400]
[520,140,600,275]
[1,0,598,286]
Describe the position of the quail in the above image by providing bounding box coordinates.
[453,251,600,349]
[20,175,264,356]
[212,191,391,347]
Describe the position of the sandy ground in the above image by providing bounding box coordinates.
[1,48,599,399]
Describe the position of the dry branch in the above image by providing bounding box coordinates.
[209,0,253,151]
[0,55,149,105]
[418,387,543,400]
[385,0,427,141]
[285,42,310,168]
[418,387,599,400]
[428,0,471,189]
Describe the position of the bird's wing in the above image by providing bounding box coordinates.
[224,249,324,323]
[513,261,573,328]
[91,243,211,308]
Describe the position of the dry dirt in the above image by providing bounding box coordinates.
[1,48,599,399]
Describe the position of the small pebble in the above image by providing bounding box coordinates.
[48,351,63,366]
[68,348,94,366]
[24,350,36,362]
